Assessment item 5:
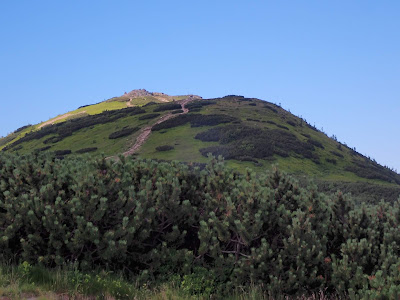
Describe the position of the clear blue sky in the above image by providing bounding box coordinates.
[1,1,399,171]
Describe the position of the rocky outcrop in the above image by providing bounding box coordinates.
[124,89,153,98]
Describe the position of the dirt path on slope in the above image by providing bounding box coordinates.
[122,97,194,157]
[126,98,134,107]
[38,111,87,129]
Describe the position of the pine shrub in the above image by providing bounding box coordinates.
[155,145,174,151]
[109,127,139,139]
[138,113,160,120]
[75,147,98,154]
[1,152,400,297]
[153,103,182,112]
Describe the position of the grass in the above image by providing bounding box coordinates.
[0,263,230,299]
[0,126,35,151]
[0,263,138,299]
[0,263,336,300]
[139,123,220,163]
[0,95,177,151]
[10,107,173,157]
[37,101,132,129]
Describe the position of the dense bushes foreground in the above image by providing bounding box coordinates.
[1,153,400,298]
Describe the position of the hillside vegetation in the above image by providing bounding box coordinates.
[1,90,400,298]
[1,153,400,298]
[1,94,399,203]
[0,89,196,151]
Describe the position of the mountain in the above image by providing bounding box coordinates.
[1,90,399,202]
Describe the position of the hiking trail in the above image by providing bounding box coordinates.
[122,97,195,157]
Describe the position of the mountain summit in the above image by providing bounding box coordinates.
[124,89,153,98]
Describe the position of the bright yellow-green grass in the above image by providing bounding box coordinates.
[0,125,40,152]
[0,95,173,151]
[37,99,141,128]
[65,101,128,116]
[13,109,171,157]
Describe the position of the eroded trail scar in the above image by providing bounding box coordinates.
[38,111,87,129]
[123,98,194,157]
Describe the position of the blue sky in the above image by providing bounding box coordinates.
[1,1,399,171]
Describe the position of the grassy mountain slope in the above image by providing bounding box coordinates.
[0,89,194,151]
[140,96,399,183]
[1,93,399,202]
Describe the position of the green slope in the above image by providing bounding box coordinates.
[0,90,191,151]
[139,96,400,184]
[1,94,399,202]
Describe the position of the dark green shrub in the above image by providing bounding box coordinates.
[326,158,337,165]
[306,123,319,132]
[222,95,245,100]
[138,113,160,120]
[349,148,362,157]
[143,101,157,107]
[186,100,216,111]
[1,153,400,297]
[109,127,139,139]
[54,149,71,156]
[43,136,63,144]
[153,103,182,112]
[315,180,400,204]
[277,125,289,130]
[37,146,51,152]
[7,107,145,147]
[152,114,192,131]
[155,145,174,151]
[307,139,324,149]
[275,148,289,157]
[171,109,183,114]
[312,158,321,164]
[195,127,224,142]
[345,159,400,184]
[190,114,237,127]
[246,118,260,122]
[196,125,315,160]
[330,151,344,158]
[75,147,98,154]
[199,138,274,160]
[15,124,32,133]
[287,120,297,127]
[78,103,93,109]
[264,105,278,113]
[248,103,256,106]
[0,132,19,148]
[152,114,237,131]
[0,153,201,272]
